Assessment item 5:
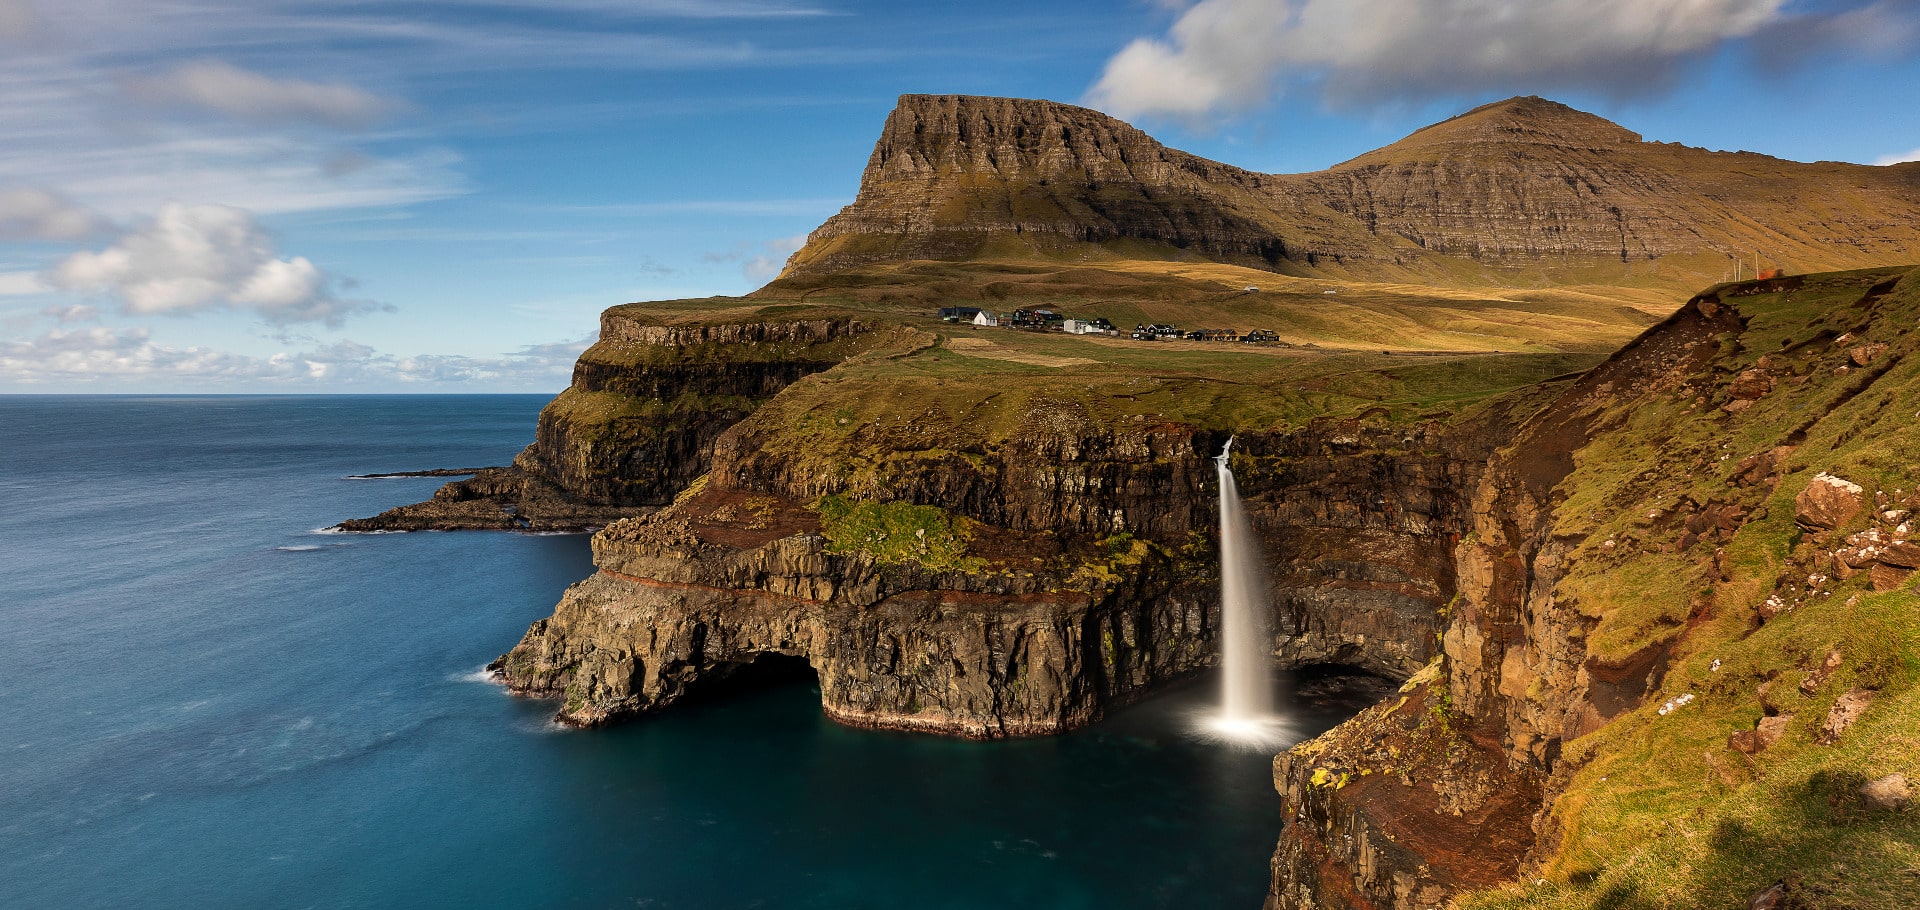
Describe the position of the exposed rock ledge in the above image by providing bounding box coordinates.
[491,484,1212,736]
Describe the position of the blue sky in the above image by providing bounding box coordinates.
[2,0,1918,392]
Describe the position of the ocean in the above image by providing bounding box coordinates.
[0,395,1370,909]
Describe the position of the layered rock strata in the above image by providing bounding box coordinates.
[777,94,1920,286]
[494,402,1528,734]
[338,309,891,531]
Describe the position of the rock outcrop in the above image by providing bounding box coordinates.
[338,307,897,531]
[1266,267,1920,909]
[492,403,1532,733]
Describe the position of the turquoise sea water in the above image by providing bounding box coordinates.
[0,396,1375,909]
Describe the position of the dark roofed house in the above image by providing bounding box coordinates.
[939,306,984,322]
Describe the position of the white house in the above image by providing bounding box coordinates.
[972,310,999,327]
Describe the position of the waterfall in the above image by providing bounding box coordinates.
[1214,437,1274,721]
[1193,437,1290,748]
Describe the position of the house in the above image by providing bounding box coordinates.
[939,306,983,322]
[1242,329,1279,343]
[972,311,1000,327]
[1062,317,1114,335]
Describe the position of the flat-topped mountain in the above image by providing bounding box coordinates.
[777,94,1920,288]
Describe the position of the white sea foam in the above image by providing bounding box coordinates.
[516,717,571,736]
[450,665,502,685]
[275,544,324,552]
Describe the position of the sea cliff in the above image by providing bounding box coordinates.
[343,92,1920,909]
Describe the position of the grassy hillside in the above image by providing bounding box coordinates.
[1466,267,1920,909]
[746,257,1674,354]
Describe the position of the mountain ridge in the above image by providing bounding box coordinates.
[776,94,1920,289]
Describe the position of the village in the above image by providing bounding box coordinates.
[938,306,1282,344]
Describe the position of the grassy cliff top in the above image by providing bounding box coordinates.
[615,257,1677,353]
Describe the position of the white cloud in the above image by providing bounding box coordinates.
[42,302,97,321]
[122,60,400,129]
[0,326,275,382]
[1875,146,1920,165]
[47,203,385,325]
[0,270,51,295]
[0,188,111,241]
[745,233,809,280]
[0,325,592,388]
[1085,0,1904,118]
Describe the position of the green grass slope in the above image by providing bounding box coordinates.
[1468,266,1920,909]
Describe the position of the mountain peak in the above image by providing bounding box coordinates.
[770,92,1920,286]
[1346,96,1641,165]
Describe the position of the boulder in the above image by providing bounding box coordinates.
[1731,713,1795,754]
[1860,773,1911,811]
[1795,473,1864,530]
[1756,714,1792,749]
[1848,342,1889,366]
[1816,688,1874,745]
[1871,562,1915,591]
[1729,368,1774,400]
[1877,540,1920,569]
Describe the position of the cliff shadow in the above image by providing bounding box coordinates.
[673,652,820,709]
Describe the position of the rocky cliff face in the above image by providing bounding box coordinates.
[337,307,894,531]
[777,94,1920,287]
[1266,266,1920,909]
[781,94,1392,277]
[492,399,1532,733]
